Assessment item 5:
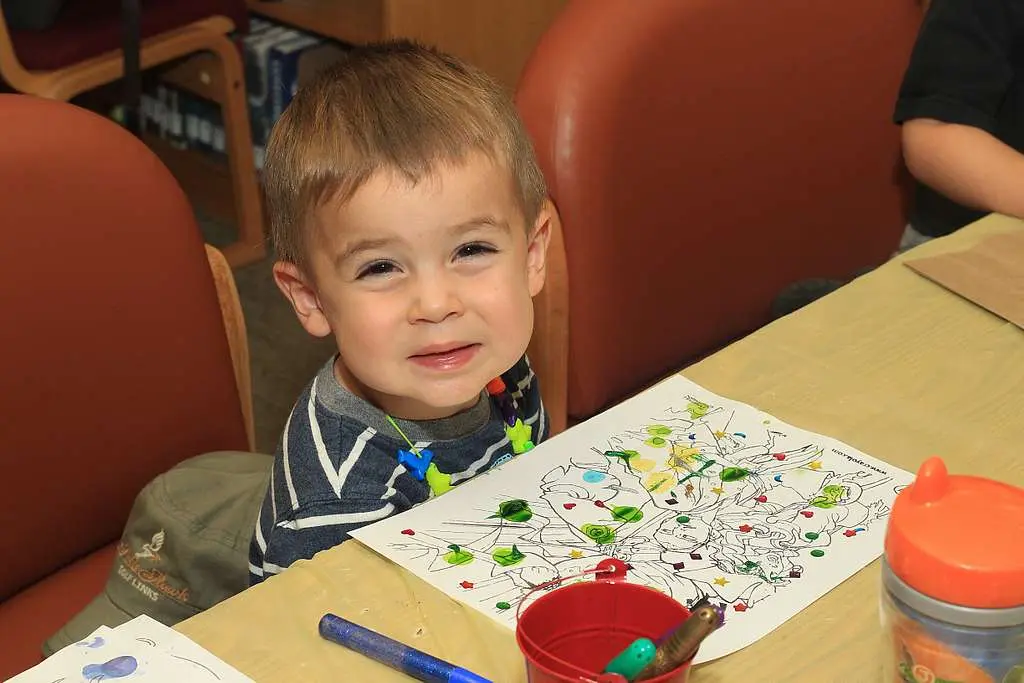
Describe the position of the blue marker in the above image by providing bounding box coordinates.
[319,614,493,683]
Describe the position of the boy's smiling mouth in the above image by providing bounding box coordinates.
[409,343,481,371]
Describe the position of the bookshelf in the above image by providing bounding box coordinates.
[149,0,567,236]
[246,0,568,91]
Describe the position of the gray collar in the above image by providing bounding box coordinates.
[314,356,492,442]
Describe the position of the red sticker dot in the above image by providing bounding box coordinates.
[773,453,786,461]
[563,502,576,510]
[594,500,606,508]
[734,603,748,612]
[401,529,415,536]
[800,511,814,518]
[738,524,753,533]
[844,529,857,537]
[459,581,474,589]
[755,495,768,503]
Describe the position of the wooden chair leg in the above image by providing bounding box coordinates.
[207,34,266,268]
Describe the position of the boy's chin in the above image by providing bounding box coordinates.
[412,388,484,419]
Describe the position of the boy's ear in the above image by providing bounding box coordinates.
[272,261,333,338]
[526,200,553,298]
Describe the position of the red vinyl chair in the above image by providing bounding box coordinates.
[0,94,253,679]
[519,0,925,432]
[0,0,265,267]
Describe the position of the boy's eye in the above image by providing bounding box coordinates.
[456,242,497,259]
[356,260,398,279]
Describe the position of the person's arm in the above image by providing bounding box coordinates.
[902,119,1024,219]
[252,496,397,583]
[894,0,1020,214]
[247,395,406,584]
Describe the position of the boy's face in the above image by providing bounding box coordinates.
[274,153,550,421]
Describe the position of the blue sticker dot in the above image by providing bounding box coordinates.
[582,470,606,483]
[773,474,783,482]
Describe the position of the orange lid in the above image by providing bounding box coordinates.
[885,457,1024,609]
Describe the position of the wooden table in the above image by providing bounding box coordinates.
[178,214,1024,681]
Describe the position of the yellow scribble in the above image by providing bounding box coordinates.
[670,443,701,465]
[713,430,726,439]
[632,458,657,473]
[711,486,725,496]
[714,577,729,586]
[570,550,583,559]
[809,461,823,471]
[644,472,675,494]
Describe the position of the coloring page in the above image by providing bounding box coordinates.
[352,374,914,663]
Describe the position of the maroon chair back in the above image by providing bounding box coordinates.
[5,0,250,70]
[0,95,248,601]
[517,0,923,420]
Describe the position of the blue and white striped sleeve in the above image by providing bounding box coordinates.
[248,379,408,585]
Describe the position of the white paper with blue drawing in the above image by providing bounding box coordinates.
[5,615,251,683]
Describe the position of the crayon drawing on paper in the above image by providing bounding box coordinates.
[351,375,913,663]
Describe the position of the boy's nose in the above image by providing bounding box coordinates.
[409,272,464,323]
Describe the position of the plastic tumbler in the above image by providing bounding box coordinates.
[881,457,1024,683]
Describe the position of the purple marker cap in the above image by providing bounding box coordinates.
[499,400,517,427]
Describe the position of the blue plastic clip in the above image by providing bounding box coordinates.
[397,448,434,481]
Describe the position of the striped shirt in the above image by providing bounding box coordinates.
[248,355,547,584]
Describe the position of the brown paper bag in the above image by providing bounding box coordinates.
[904,231,1024,329]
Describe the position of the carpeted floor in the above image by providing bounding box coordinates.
[200,215,336,454]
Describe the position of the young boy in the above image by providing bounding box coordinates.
[249,40,553,584]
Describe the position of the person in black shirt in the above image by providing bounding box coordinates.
[896,0,1024,243]
[773,0,1024,317]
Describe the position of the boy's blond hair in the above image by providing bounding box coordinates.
[263,40,548,268]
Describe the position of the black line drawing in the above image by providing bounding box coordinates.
[356,378,912,662]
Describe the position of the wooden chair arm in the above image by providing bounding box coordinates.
[205,244,255,451]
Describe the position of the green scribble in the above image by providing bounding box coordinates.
[719,467,750,482]
[644,436,669,448]
[610,506,644,523]
[604,450,639,472]
[646,475,673,492]
[443,544,475,565]
[492,545,526,567]
[809,484,846,509]
[580,524,616,545]
[646,425,672,437]
[489,499,533,522]
[678,459,716,484]
[738,559,781,584]
[686,400,710,419]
